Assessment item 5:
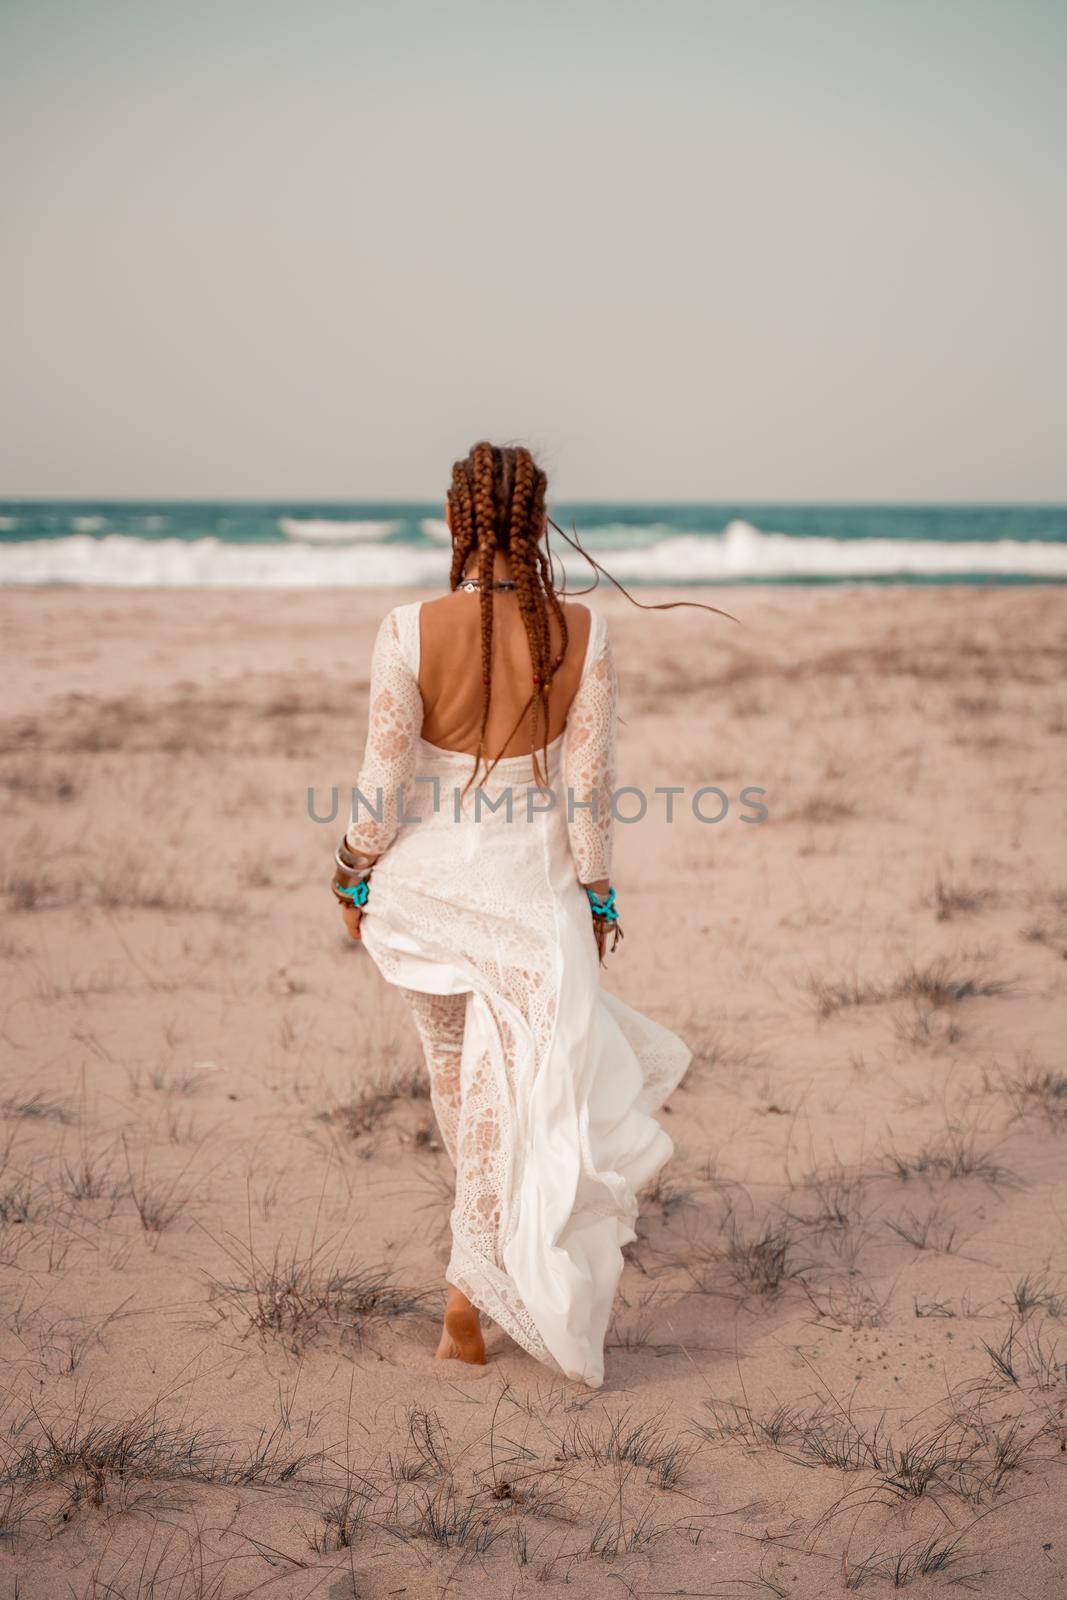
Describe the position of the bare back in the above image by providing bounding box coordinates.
[418,592,592,758]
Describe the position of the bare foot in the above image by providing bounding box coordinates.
[435,1287,486,1365]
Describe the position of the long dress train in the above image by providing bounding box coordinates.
[349,601,690,1388]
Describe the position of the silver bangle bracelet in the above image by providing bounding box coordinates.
[335,844,373,876]
[336,832,376,868]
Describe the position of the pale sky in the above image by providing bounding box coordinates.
[2,0,1065,501]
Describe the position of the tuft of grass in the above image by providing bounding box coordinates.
[893,956,1013,1008]
[705,1377,1047,1524]
[6,1405,217,1518]
[5,1400,321,1526]
[996,1056,1067,1129]
[802,1274,891,1331]
[697,1399,881,1474]
[930,870,995,922]
[845,1536,986,1591]
[982,1322,1021,1387]
[1006,1270,1064,1319]
[788,1166,867,1238]
[983,1317,1065,1390]
[62,1147,119,1202]
[323,1061,430,1138]
[311,1486,375,1553]
[882,1122,1014,1186]
[556,1407,699,1489]
[891,1000,963,1051]
[225,1422,322,1486]
[809,974,885,1019]
[1,1092,74,1125]
[585,1499,663,1560]
[122,1138,193,1235]
[952,1415,1041,1504]
[686,1033,771,1079]
[886,1201,961,1254]
[667,1202,811,1301]
[207,1233,428,1352]
[724,1214,808,1297]
[810,954,1013,1020]
[407,1480,501,1554]
[874,1422,966,1502]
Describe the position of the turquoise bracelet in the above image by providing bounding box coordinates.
[336,880,370,908]
[585,886,619,921]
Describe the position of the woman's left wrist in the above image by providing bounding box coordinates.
[333,833,374,907]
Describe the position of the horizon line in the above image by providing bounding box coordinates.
[2,495,1066,511]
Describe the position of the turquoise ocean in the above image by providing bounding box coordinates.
[1,502,1065,586]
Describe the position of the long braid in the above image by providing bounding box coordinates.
[447,459,475,590]
[507,450,546,779]
[471,441,497,781]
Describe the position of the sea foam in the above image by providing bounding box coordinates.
[1,521,1065,586]
[602,520,1067,579]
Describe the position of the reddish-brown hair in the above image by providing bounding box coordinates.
[448,441,566,788]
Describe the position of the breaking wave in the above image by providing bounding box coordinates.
[1,519,1065,586]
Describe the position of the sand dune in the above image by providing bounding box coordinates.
[1,584,1065,1598]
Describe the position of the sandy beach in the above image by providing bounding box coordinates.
[1,582,1065,1598]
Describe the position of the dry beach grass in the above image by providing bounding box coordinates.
[0,583,1064,1597]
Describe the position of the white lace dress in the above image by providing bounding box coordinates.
[348,601,690,1387]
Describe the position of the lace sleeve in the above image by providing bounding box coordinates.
[345,608,424,859]
[561,615,617,884]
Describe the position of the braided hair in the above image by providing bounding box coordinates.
[447,441,568,791]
